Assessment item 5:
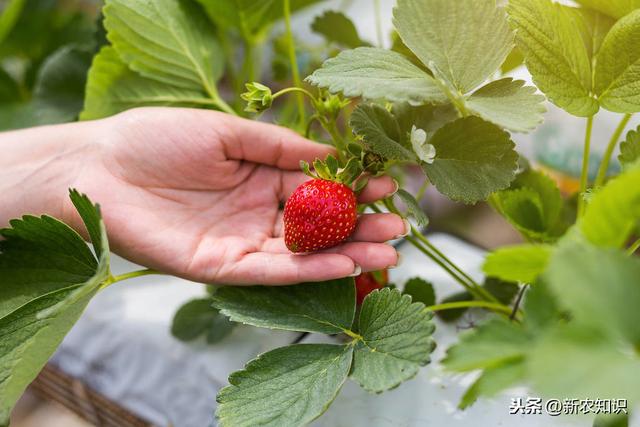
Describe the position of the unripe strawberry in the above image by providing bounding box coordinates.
[355,270,389,305]
[284,179,357,253]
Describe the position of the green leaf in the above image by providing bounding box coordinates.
[546,242,640,346]
[465,78,546,133]
[593,414,629,427]
[508,0,599,116]
[216,344,353,427]
[483,277,519,305]
[350,104,416,161]
[458,359,526,409]
[393,102,459,142]
[311,11,366,48]
[0,190,110,425]
[443,318,528,372]
[350,288,436,392]
[307,47,446,105]
[32,45,93,125]
[212,279,355,334]
[575,0,640,19]
[393,0,513,94]
[500,48,524,74]
[81,47,212,120]
[581,167,640,248]
[104,0,224,96]
[395,189,428,227]
[594,10,640,113]
[619,125,640,169]
[0,0,26,45]
[402,277,435,306]
[422,116,518,203]
[171,298,235,343]
[483,244,552,284]
[196,0,322,42]
[491,169,564,241]
[528,324,640,402]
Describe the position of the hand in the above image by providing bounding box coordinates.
[63,108,405,285]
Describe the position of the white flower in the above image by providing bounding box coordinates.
[410,125,437,164]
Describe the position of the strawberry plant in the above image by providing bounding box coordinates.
[1,0,640,426]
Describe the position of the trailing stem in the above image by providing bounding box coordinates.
[594,114,632,187]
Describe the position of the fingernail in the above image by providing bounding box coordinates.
[394,218,411,239]
[348,264,362,277]
[389,252,403,269]
[385,179,399,198]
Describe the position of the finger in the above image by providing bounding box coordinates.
[219,252,357,285]
[351,213,408,242]
[357,176,398,203]
[223,114,335,170]
[320,242,399,272]
[279,171,309,200]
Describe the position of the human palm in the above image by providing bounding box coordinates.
[68,108,403,285]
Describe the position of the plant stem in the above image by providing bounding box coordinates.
[273,86,316,101]
[404,235,484,300]
[374,0,384,47]
[416,179,430,202]
[578,115,594,217]
[426,301,513,316]
[283,0,306,128]
[594,114,632,187]
[627,238,640,256]
[101,269,162,289]
[241,40,256,84]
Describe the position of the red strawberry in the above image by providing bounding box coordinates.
[355,270,389,305]
[284,179,357,253]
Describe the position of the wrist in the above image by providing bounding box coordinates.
[0,121,100,229]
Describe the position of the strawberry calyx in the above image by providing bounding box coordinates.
[300,154,364,187]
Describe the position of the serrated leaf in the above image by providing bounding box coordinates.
[508,0,599,116]
[395,189,428,227]
[422,116,518,203]
[500,48,524,74]
[491,169,564,241]
[393,102,459,142]
[393,0,513,94]
[594,10,640,113]
[350,104,416,161]
[581,167,640,248]
[311,10,366,48]
[546,242,640,346]
[619,125,640,169]
[402,277,435,306]
[0,190,110,425]
[350,288,436,392]
[81,47,211,120]
[171,298,234,343]
[575,0,640,20]
[443,318,528,372]
[307,47,446,105]
[216,344,353,427]
[104,0,224,95]
[212,279,355,334]
[466,78,546,133]
[483,244,552,284]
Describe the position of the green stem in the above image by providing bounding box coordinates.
[594,114,632,188]
[242,40,256,84]
[102,268,162,289]
[627,238,640,256]
[374,0,384,47]
[404,235,484,300]
[283,0,306,128]
[305,114,320,138]
[578,115,594,217]
[416,179,430,202]
[426,301,513,316]
[273,86,316,101]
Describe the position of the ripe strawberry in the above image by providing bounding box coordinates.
[355,270,389,305]
[284,179,357,253]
